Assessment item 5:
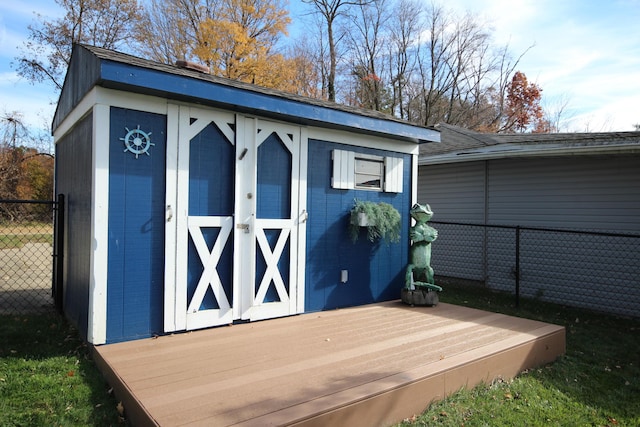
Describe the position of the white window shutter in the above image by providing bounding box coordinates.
[384,157,403,193]
[331,149,355,189]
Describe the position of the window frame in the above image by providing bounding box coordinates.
[354,153,385,191]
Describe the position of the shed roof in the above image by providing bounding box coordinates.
[419,123,640,165]
[53,44,439,144]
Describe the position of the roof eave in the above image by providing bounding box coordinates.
[98,59,440,144]
[418,143,640,165]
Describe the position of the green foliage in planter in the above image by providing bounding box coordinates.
[349,199,401,244]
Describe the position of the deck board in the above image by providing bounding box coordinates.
[92,302,565,426]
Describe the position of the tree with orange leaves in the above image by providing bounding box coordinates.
[503,71,545,132]
[194,0,299,91]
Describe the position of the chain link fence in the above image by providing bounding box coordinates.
[431,221,640,318]
[0,198,63,314]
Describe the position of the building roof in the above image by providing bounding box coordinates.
[53,44,440,144]
[418,123,640,165]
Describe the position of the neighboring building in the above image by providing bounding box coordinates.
[418,123,640,316]
[53,44,440,344]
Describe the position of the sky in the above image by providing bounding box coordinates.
[1,0,639,137]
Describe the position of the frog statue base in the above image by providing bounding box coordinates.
[401,288,439,306]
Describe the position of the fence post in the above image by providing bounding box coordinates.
[53,194,65,313]
[515,226,520,308]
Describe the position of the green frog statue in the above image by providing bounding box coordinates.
[402,203,442,306]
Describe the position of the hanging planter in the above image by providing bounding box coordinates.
[349,199,401,244]
[355,212,371,227]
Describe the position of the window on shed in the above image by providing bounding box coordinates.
[355,157,384,190]
[332,149,403,193]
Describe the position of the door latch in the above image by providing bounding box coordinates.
[166,205,173,222]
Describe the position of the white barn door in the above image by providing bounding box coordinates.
[165,107,307,332]
[236,117,307,321]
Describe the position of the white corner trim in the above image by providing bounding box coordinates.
[88,104,110,345]
[163,104,180,332]
[411,154,418,206]
[297,127,308,314]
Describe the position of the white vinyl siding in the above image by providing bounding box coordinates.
[416,154,640,317]
[487,157,640,232]
[417,162,487,281]
[417,162,486,223]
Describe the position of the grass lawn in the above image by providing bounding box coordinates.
[397,279,640,426]
[0,313,124,426]
[0,223,53,249]
[1,280,638,426]
[0,233,53,249]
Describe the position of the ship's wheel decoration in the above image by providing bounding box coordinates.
[120,125,154,158]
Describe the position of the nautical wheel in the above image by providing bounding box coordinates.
[120,125,154,158]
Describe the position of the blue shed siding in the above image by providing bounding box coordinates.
[106,108,166,343]
[305,140,411,311]
[55,112,93,339]
[257,133,292,219]
[188,122,235,217]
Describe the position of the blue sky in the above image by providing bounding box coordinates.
[1,0,639,135]
[444,0,640,132]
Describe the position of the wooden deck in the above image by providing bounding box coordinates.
[92,302,565,426]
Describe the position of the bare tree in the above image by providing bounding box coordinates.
[285,38,325,98]
[480,42,533,132]
[14,0,142,91]
[301,0,373,102]
[413,3,457,126]
[386,0,422,120]
[347,0,389,111]
[542,93,573,133]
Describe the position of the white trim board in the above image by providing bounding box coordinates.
[308,127,421,155]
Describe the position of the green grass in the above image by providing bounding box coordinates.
[0,313,125,426]
[397,279,640,427]
[1,281,638,426]
[0,234,53,249]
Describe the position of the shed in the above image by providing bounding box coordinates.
[417,123,640,316]
[52,44,439,344]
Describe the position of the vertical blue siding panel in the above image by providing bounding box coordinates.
[305,140,411,311]
[107,108,166,343]
[188,123,235,217]
[257,133,292,219]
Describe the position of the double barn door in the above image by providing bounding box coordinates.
[164,106,307,332]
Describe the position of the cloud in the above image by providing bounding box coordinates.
[0,72,57,131]
[444,0,640,131]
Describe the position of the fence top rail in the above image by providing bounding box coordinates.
[430,220,640,239]
[0,199,57,205]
